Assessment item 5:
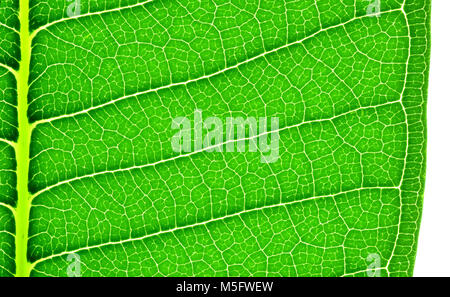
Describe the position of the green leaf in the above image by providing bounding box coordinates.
[0,0,429,277]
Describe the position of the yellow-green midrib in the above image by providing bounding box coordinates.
[15,0,32,277]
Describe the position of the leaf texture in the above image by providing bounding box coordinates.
[0,0,429,277]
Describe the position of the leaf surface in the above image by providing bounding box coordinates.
[0,0,429,276]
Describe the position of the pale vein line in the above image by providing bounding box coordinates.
[0,62,18,78]
[30,8,402,127]
[386,3,412,274]
[0,263,14,276]
[0,22,19,34]
[0,202,16,216]
[342,267,386,277]
[30,100,402,200]
[30,186,398,269]
[0,138,17,148]
[30,0,156,40]
[0,230,14,237]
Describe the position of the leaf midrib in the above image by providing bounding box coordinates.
[15,0,32,277]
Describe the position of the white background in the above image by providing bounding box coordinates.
[414,0,450,277]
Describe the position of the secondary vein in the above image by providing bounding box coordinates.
[30,100,403,200]
[30,8,402,127]
[29,186,398,269]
